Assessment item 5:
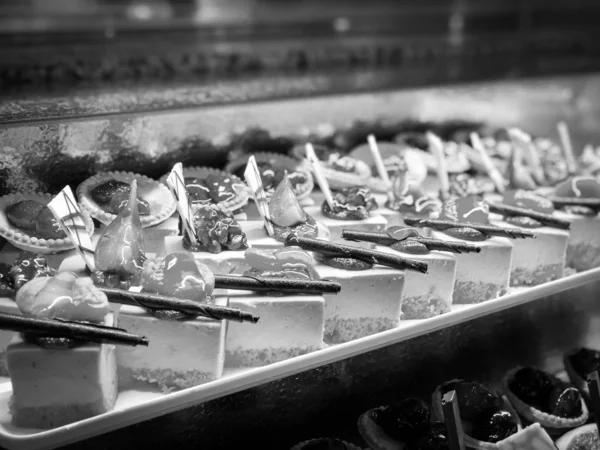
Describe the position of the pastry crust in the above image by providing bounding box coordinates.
[78,171,176,228]
[502,367,589,434]
[0,192,94,254]
[225,152,314,200]
[159,166,249,212]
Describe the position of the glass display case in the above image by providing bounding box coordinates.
[1,2,600,449]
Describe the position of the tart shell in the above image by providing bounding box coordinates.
[159,166,249,213]
[555,423,598,450]
[224,152,314,200]
[432,379,523,450]
[0,192,94,254]
[502,367,589,435]
[290,438,363,450]
[78,171,176,228]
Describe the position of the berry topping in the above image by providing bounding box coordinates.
[34,207,67,240]
[508,367,555,412]
[9,252,56,291]
[439,381,502,422]
[184,205,248,253]
[372,398,431,442]
[472,409,518,443]
[548,386,582,418]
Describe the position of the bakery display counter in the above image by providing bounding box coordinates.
[0,221,598,450]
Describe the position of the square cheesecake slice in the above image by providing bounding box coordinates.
[226,290,325,367]
[555,211,600,271]
[430,230,513,304]
[375,247,457,320]
[315,264,404,344]
[490,216,568,286]
[117,296,227,392]
[7,314,118,429]
[0,298,20,377]
[303,205,387,249]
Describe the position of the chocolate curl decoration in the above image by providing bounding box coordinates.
[488,202,571,230]
[442,391,466,450]
[341,229,481,254]
[100,288,259,323]
[285,235,428,273]
[404,217,536,239]
[0,312,148,347]
[214,275,340,295]
[548,196,600,211]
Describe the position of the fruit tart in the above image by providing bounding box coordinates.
[291,144,371,190]
[503,367,588,436]
[359,397,452,450]
[160,166,249,213]
[395,132,471,174]
[564,347,600,397]
[0,192,94,254]
[78,171,176,228]
[225,152,314,200]
[432,379,521,449]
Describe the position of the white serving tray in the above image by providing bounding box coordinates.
[0,267,599,450]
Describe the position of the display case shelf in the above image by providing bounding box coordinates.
[1,266,598,450]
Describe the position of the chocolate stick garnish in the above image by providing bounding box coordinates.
[442,391,466,450]
[214,275,341,295]
[548,196,600,210]
[100,288,259,324]
[286,235,428,273]
[0,312,148,347]
[587,371,600,432]
[488,202,571,230]
[341,229,481,254]
[404,217,535,239]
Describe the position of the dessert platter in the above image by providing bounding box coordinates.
[0,119,599,450]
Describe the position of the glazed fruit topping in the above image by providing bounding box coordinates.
[269,173,307,228]
[439,380,502,422]
[372,398,431,442]
[9,252,56,291]
[183,205,248,253]
[569,348,600,379]
[300,438,348,450]
[472,409,518,443]
[91,180,150,215]
[0,263,15,297]
[244,247,319,280]
[6,200,66,240]
[322,187,377,221]
[185,177,212,203]
[509,367,582,417]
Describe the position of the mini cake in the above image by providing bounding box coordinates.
[225,248,325,367]
[551,176,600,271]
[489,190,569,286]
[119,252,226,391]
[432,379,521,448]
[226,152,314,201]
[395,131,471,174]
[291,144,371,189]
[503,367,588,436]
[406,197,520,304]
[0,192,95,254]
[7,273,118,428]
[77,171,176,228]
[240,173,329,249]
[304,187,387,249]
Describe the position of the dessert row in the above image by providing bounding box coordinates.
[289,347,600,450]
[0,123,598,432]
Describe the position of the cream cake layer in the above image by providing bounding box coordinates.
[315,264,404,344]
[0,298,20,377]
[431,230,513,304]
[376,246,457,319]
[7,314,118,429]
[239,220,330,249]
[226,290,325,367]
[303,206,387,249]
[490,216,568,286]
[117,296,227,392]
[554,211,600,271]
